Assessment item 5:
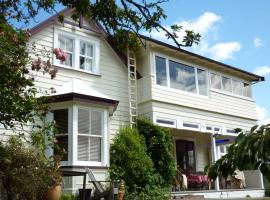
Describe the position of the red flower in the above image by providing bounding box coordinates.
[53,48,68,62]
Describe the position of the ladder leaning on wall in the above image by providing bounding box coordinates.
[127,50,137,126]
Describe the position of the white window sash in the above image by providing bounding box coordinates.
[53,29,100,74]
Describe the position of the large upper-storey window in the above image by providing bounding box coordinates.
[210,73,252,98]
[54,31,99,74]
[155,55,208,96]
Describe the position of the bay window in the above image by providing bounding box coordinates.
[51,105,107,166]
[54,30,99,74]
[155,55,208,96]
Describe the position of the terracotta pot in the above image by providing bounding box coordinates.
[117,190,125,200]
[46,185,62,200]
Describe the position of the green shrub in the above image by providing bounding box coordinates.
[137,118,175,186]
[125,186,170,200]
[110,127,159,192]
[0,136,62,200]
[60,193,76,200]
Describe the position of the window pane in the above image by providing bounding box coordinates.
[91,111,102,136]
[243,83,251,97]
[80,42,86,55]
[233,80,243,95]
[169,60,196,93]
[155,56,167,86]
[54,109,68,161]
[90,137,101,162]
[78,109,90,134]
[197,69,207,95]
[222,76,232,92]
[60,53,72,67]
[211,73,221,89]
[54,109,68,134]
[80,57,93,71]
[58,35,73,67]
[78,136,89,161]
[87,44,93,57]
[80,42,93,57]
[65,38,73,52]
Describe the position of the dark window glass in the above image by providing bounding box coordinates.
[54,109,69,161]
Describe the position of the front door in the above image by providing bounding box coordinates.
[176,140,196,174]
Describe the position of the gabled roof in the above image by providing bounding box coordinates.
[30,8,264,82]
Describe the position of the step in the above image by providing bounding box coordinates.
[171,195,204,200]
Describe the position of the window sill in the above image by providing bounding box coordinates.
[54,64,102,77]
[210,88,254,102]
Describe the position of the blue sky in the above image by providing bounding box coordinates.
[22,0,270,123]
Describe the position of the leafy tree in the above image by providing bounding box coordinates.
[206,124,270,184]
[137,118,175,187]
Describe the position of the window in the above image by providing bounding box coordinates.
[197,69,208,95]
[156,119,175,125]
[205,125,222,133]
[80,41,94,71]
[55,31,99,73]
[50,105,107,166]
[169,60,196,93]
[210,72,252,98]
[232,80,243,95]
[176,140,196,173]
[211,73,222,90]
[155,55,208,96]
[155,56,167,86]
[183,122,199,130]
[53,109,69,161]
[222,76,232,92]
[243,83,251,97]
[58,35,73,67]
[78,108,103,162]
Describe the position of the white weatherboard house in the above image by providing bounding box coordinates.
[4,8,266,198]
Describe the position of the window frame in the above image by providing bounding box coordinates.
[153,53,209,96]
[76,106,107,166]
[53,29,100,75]
[47,104,108,167]
[209,70,253,99]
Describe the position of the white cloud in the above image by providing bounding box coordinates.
[207,42,242,61]
[254,37,263,48]
[178,12,221,36]
[253,65,270,76]
[256,105,270,125]
[145,12,241,61]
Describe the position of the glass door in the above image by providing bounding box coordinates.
[176,140,196,174]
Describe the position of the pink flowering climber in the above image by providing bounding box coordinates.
[53,48,68,62]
